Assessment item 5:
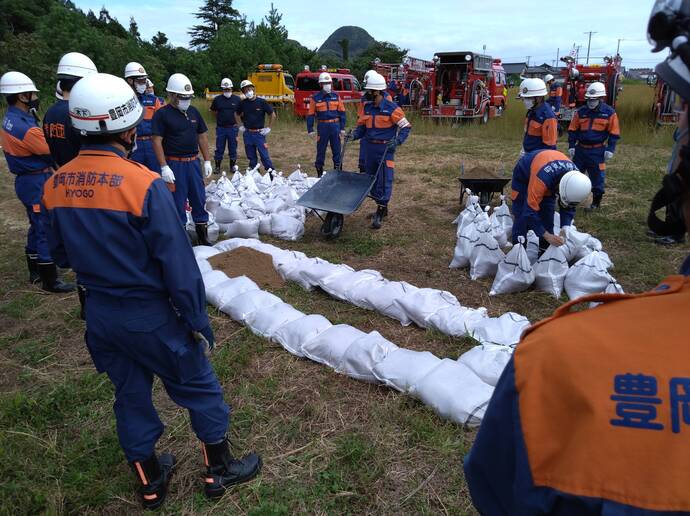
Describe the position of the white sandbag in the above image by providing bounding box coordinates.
[336,331,399,383]
[490,195,513,244]
[196,258,212,274]
[553,211,561,235]
[526,230,540,265]
[270,214,305,241]
[298,261,354,288]
[574,234,605,261]
[361,281,419,325]
[213,237,262,253]
[425,305,489,337]
[330,270,384,302]
[469,225,505,280]
[283,206,306,223]
[264,197,288,214]
[241,194,266,213]
[208,222,220,243]
[224,219,260,239]
[202,269,229,291]
[490,236,535,295]
[458,344,514,386]
[275,257,324,289]
[410,359,494,426]
[245,302,305,339]
[257,172,273,192]
[372,349,442,393]
[343,277,389,309]
[211,276,260,311]
[214,202,247,224]
[222,289,282,322]
[470,312,530,346]
[272,314,333,357]
[564,251,616,300]
[589,277,625,308]
[393,288,460,328]
[258,215,272,235]
[533,244,569,298]
[301,324,368,369]
[450,219,480,269]
[194,246,221,260]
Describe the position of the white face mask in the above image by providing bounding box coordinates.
[177,98,191,112]
[223,91,232,98]
[245,90,255,99]
[587,99,600,109]
[135,83,147,95]
[523,98,535,110]
[322,84,332,93]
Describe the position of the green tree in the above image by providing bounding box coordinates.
[189,0,242,49]
[151,31,169,48]
[128,16,141,42]
[349,41,407,79]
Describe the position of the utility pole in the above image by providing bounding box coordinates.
[556,47,560,64]
[616,38,624,55]
[584,31,597,64]
[526,55,531,67]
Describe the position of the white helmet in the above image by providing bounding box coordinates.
[124,62,147,79]
[518,78,547,98]
[544,74,555,83]
[69,73,143,135]
[363,70,376,86]
[0,71,39,94]
[585,81,606,99]
[240,79,254,90]
[318,72,332,84]
[166,73,194,95]
[364,72,386,91]
[220,77,233,89]
[57,52,97,79]
[146,78,154,88]
[559,170,592,206]
[55,81,63,100]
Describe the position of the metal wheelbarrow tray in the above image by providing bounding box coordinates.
[458,177,511,208]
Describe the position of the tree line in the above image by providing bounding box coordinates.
[0,0,406,101]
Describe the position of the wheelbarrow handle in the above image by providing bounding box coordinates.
[338,129,353,171]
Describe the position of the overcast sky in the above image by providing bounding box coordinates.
[75,0,662,68]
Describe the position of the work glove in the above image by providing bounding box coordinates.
[238,125,246,133]
[203,160,213,178]
[193,325,215,356]
[604,151,614,162]
[340,130,346,137]
[308,131,316,139]
[568,148,576,159]
[519,147,526,158]
[343,131,353,142]
[161,165,175,184]
[386,140,398,151]
[260,127,271,136]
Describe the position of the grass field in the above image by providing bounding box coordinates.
[1,83,688,515]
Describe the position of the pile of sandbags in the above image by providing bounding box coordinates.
[204,165,317,241]
[209,238,531,346]
[449,190,623,301]
[195,246,498,426]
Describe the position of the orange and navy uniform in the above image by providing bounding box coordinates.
[510,149,578,242]
[523,102,558,153]
[547,81,563,113]
[43,99,81,167]
[306,90,346,133]
[130,93,164,173]
[42,143,229,462]
[357,91,390,172]
[464,274,690,515]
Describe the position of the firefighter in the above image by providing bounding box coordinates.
[306,72,346,177]
[519,78,558,156]
[568,81,621,210]
[349,71,411,229]
[235,79,276,174]
[510,149,592,249]
[124,62,164,173]
[0,71,75,293]
[464,8,690,511]
[210,78,240,174]
[358,70,390,173]
[544,73,562,114]
[43,52,98,167]
[42,73,261,509]
[151,73,214,245]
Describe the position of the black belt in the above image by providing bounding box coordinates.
[218,125,237,128]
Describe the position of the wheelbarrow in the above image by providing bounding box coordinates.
[297,134,393,239]
[458,163,510,209]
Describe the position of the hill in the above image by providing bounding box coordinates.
[318,26,376,59]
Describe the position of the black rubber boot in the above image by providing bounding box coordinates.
[195,223,212,246]
[26,253,39,284]
[77,285,86,320]
[371,205,386,230]
[586,193,603,211]
[37,262,75,293]
[214,160,222,175]
[130,453,176,510]
[230,159,237,171]
[201,439,262,499]
[316,166,324,178]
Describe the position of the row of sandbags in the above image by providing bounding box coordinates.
[195,248,514,426]
[203,166,318,241]
[194,239,531,347]
[450,192,624,299]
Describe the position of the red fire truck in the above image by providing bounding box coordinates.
[649,74,680,126]
[372,56,433,109]
[556,54,623,127]
[422,51,508,123]
[293,67,362,117]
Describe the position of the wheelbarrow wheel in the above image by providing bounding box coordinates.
[321,212,344,239]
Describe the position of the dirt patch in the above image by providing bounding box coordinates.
[461,165,504,179]
[209,247,285,289]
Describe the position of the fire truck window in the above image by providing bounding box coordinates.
[296,77,320,91]
[353,78,361,91]
[332,78,343,91]
[284,74,295,89]
[342,79,352,91]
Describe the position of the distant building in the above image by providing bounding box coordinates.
[523,63,565,79]
[503,62,527,76]
[625,67,654,80]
